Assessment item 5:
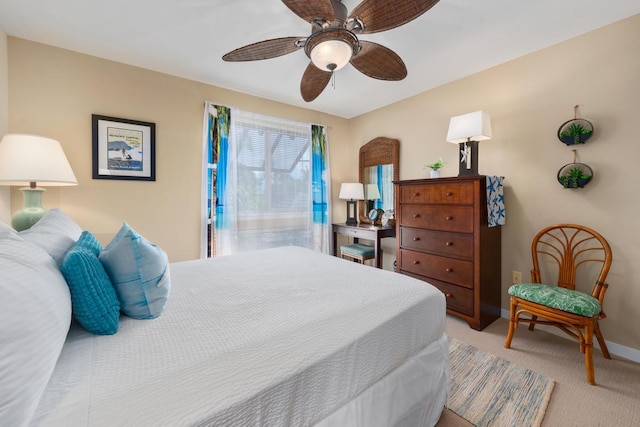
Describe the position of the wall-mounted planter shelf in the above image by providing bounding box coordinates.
[557,118,594,146]
[557,162,593,189]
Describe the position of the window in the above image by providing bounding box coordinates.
[232,111,313,251]
[203,103,330,257]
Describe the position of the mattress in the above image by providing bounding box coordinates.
[32,246,448,426]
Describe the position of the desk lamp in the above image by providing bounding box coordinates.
[338,183,364,226]
[0,134,77,231]
[446,111,492,176]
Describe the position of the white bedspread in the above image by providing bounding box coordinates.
[32,246,447,426]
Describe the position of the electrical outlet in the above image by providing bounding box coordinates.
[512,270,522,284]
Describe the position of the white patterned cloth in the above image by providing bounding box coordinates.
[32,246,447,426]
[486,176,505,227]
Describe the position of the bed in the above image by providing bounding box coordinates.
[1,211,449,427]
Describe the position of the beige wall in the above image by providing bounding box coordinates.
[7,15,639,351]
[0,29,9,222]
[7,38,351,261]
[350,14,640,350]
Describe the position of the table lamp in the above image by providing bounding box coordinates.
[0,134,78,231]
[446,111,492,176]
[338,183,364,226]
[364,183,381,213]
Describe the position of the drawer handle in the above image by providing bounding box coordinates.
[445,268,453,273]
[445,216,453,221]
[413,260,420,265]
[445,293,453,299]
[413,237,420,241]
[446,192,453,197]
[413,214,420,219]
[445,241,453,246]
[413,192,420,197]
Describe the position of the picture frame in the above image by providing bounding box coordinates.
[92,114,156,181]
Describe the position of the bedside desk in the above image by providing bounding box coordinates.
[332,223,396,269]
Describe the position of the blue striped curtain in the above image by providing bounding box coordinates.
[211,104,238,255]
[201,103,235,257]
[214,106,231,231]
[375,165,383,210]
[311,124,330,252]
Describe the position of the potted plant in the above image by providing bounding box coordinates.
[557,165,593,188]
[425,158,446,178]
[558,120,593,145]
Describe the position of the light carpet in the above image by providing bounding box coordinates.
[447,338,554,427]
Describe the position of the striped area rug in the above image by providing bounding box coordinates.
[447,338,554,427]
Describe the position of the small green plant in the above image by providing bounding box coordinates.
[425,158,446,171]
[560,122,592,145]
[558,166,592,188]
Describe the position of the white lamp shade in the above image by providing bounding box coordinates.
[310,39,353,72]
[0,134,77,186]
[339,182,364,200]
[446,111,492,144]
[364,183,381,200]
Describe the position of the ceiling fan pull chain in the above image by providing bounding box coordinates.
[331,71,336,90]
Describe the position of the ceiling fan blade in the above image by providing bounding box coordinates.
[281,0,334,23]
[350,41,407,80]
[300,62,332,102]
[222,37,303,62]
[348,0,440,34]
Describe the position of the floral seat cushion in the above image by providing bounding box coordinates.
[508,283,601,317]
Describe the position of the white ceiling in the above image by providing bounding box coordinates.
[0,0,638,119]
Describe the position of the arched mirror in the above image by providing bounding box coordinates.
[358,137,399,225]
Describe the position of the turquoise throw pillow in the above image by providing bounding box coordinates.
[74,229,103,255]
[99,223,170,320]
[61,232,120,335]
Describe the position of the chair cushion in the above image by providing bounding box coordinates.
[340,243,375,257]
[508,283,601,317]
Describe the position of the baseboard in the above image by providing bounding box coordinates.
[500,309,640,364]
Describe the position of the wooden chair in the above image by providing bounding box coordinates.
[340,243,375,265]
[504,224,613,385]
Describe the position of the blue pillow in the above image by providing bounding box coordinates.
[99,223,170,319]
[74,230,103,255]
[60,232,120,335]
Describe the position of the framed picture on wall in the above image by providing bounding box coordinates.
[92,114,156,181]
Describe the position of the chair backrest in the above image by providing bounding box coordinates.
[531,224,612,302]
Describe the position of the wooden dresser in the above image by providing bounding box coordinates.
[394,176,501,330]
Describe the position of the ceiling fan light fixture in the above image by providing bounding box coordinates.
[310,39,353,72]
[305,28,359,73]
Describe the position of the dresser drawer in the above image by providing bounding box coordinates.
[399,205,473,233]
[400,227,473,259]
[399,249,473,288]
[402,272,473,316]
[399,182,474,205]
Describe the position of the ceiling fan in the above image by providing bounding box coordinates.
[222,0,440,102]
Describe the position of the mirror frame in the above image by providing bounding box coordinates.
[358,137,400,225]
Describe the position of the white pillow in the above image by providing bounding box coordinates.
[18,209,82,265]
[0,234,72,426]
[0,220,16,239]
